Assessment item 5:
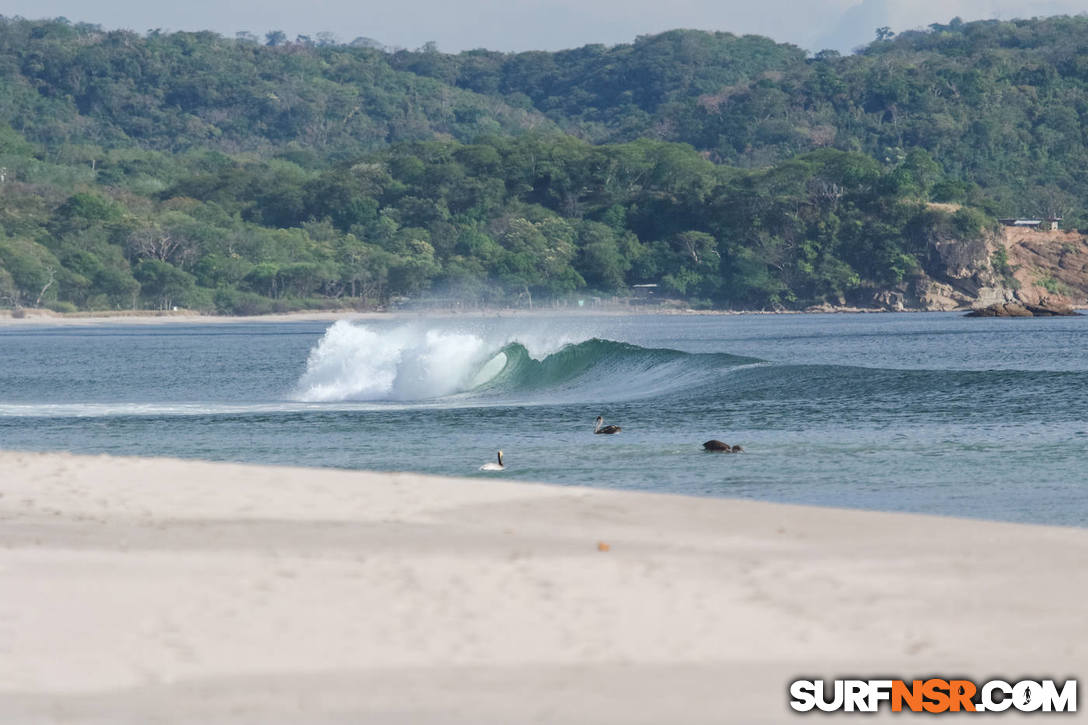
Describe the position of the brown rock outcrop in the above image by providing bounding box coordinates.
[965,301,1078,317]
[904,222,1088,312]
[1003,227,1088,307]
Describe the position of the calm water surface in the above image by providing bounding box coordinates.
[1,312,1085,526]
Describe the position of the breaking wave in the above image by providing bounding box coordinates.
[292,321,758,404]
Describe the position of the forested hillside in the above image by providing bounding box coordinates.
[1,15,1086,313]
[392,16,1088,217]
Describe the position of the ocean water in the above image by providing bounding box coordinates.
[1,312,1086,527]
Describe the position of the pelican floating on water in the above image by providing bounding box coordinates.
[703,440,743,453]
[480,450,505,471]
[594,416,622,435]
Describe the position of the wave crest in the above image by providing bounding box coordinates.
[294,321,495,402]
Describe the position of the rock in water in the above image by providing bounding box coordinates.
[966,301,1079,317]
[1023,302,1077,316]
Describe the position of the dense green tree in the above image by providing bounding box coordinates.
[0,238,61,306]
[575,222,631,292]
[134,258,197,309]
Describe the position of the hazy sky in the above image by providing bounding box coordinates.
[2,0,1087,53]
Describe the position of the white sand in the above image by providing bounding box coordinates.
[0,308,666,327]
[0,309,397,326]
[0,451,1084,722]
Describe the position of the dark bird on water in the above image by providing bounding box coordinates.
[594,416,622,435]
[703,440,744,453]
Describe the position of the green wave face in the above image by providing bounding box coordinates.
[469,338,760,401]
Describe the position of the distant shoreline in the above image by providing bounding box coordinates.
[0,305,945,326]
[5,303,1088,327]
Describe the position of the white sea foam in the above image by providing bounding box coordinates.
[0,402,402,418]
[293,321,504,402]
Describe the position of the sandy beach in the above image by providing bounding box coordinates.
[0,451,1084,722]
[0,309,398,327]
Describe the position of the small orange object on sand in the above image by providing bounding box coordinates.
[597,541,610,552]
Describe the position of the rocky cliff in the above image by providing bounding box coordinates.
[1002,227,1088,306]
[882,218,1088,311]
